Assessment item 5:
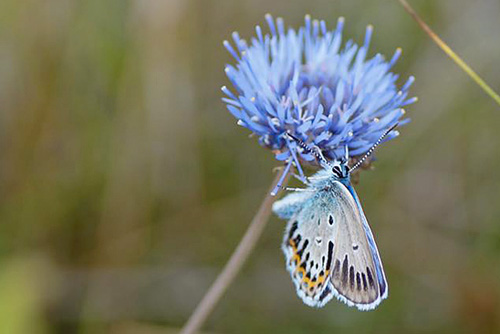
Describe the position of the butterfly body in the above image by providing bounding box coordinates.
[273,162,388,310]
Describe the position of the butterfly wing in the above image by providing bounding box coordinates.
[273,191,313,219]
[282,180,388,310]
[281,194,337,307]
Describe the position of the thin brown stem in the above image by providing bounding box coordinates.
[180,167,289,334]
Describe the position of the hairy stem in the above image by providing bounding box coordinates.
[180,167,288,334]
[397,0,500,107]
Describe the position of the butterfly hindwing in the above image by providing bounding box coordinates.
[273,191,313,219]
[281,180,388,310]
[282,192,337,307]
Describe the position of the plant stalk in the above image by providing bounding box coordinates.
[180,167,288,334]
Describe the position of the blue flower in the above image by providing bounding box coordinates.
[222,15,416,193]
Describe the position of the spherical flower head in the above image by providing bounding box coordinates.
[222,15,417,191]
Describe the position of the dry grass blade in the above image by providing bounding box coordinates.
[397,0,500,107]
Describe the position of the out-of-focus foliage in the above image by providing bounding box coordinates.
[0,0,499,333]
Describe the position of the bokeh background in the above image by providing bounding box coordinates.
[1,0,500,333]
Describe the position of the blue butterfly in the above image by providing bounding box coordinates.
[272,125,397,310]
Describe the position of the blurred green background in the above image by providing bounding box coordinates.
[1,0,500,333]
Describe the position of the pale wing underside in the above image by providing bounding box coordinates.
[282,181,387,310]
[273,191,313,219]
[327,181,387,309]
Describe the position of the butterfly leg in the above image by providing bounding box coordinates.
[308,175,330,181]
[283,187,315,192]
[291,173,312,185]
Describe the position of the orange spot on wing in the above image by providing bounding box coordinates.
[288,238,331,291]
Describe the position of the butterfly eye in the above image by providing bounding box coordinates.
[332,166,342,177]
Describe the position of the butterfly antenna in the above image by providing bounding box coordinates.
[286,132,330,167]
[349,123,399,172]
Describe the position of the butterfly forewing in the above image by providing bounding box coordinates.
[327,181,386,308]
[282,180,387,310]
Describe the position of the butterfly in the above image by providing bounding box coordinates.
[272,125,397,310]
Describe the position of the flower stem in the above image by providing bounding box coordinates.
[397,0,500,107]
[180,167,289,334]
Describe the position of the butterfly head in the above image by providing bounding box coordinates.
[330,159,350,179]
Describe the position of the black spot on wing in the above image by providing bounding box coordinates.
[288,221,298,240]
[362,273,368,291]
[349,266,355,290]
[326,241,334,270]
[329,215,334,225]
[379,278,387,296]
[297,239,309,258]
[367,267,375,289]
[341,255,348,286]
[319,285,331,301]
[292,234,302,246]
[332,259,340,279]
[356,272,361,291]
